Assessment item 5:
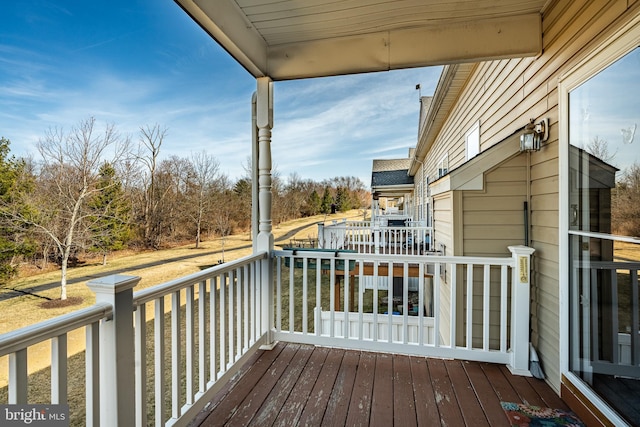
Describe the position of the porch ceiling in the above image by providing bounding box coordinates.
[174,0,546,81]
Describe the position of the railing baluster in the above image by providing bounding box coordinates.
[243,265,249,351]
[330,258,336,337]
[632,270,639,366]
[303,258,308,334]
[185,285,195,406]
[51,334,68,404]
[611,269,620,364]
[228,270,235,367]
[154,297,165,426]
[289,258,295,334]
[402,263,409,344]
[358,259,364,341]
[466,263,474,349]
[210,276,217,383]
[198,280,207,397]
[86,322,100,427]
[315,257,321,336]
[171,290,181,421]
[9,349,27,404]
[373,261,379,342]
[387,262,393,342]
[219,274,226,375]
[450,264,457,348]
[134,303,147,426]
[343,258,349,338]
[500,265,508,353]
[276,257,282,332]
[250,262,257,343]
[418,262,425,346]
[483,264,490,352]
[434,263,441,347]
[236,267,242,360]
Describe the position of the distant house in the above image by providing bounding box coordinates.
[371,157,415,224]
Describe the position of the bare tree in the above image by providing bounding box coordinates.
[17,117,129,300]
[189,151,219,248]
[586,136,617,164]
[138,124,168,248]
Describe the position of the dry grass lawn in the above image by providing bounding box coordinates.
[0,210,364,390]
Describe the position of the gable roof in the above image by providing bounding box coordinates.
[371,158,414,196]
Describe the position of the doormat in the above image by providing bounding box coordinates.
[500,402,585,426]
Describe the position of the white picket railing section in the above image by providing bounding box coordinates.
[272,246,534,372]
[0,251,270,427]
[318,220,433,255]
[0,245,535,426]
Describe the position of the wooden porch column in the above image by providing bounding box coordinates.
[256,77,274,252]
[256,77,275,348]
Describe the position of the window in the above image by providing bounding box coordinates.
[465,121,480,160]
[436,153,448,178]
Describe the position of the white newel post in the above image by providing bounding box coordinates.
[507,245,535,376]
[318,223,325,248]
[256,77,275,348]
[87,274,140,426]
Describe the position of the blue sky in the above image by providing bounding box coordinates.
[0,0,441,186]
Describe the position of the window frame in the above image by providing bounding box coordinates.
[558,16,640,425]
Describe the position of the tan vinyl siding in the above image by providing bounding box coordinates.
[422,0,638,392]
[459,156,527,349]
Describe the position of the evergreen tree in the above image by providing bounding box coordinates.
[320,187,333,214]
[0,137,36,285]
[88,163,132,265]
[335,186,351,212]
[306,190,321,215]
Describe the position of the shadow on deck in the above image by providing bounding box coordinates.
[190,342,569,426]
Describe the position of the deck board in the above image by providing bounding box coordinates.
[193,342,570,427]
[370,353,394,426]
[445,360,490,426]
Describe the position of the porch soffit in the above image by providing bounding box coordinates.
[175,0,544,81]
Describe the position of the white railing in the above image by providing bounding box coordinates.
[318,220,433,255]
[0,251,270,427]
[0,245,536,425]
[272,246,534,375]
[574,259,640,378]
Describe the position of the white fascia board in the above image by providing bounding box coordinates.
[429,175,451,196]
[267,14,541,80]
[390,13,541,68]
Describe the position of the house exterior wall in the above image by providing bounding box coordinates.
[421,0,639,393]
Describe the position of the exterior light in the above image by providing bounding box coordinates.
[520,118,549,152]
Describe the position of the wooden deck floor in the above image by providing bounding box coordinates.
[190,342,570,426]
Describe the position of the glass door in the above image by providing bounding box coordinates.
[568,47,640,425]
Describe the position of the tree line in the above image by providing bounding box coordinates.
[0,117,370,299]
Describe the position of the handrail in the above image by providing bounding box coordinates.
[273,248,513,267]
[134,251,268,306]
[0,303,112,356]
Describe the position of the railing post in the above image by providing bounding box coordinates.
[373,224,380,254]
[507,245,535,376]
[87,274,140,426]
[318,223,325,248]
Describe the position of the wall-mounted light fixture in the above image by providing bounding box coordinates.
[520,118,549,152]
